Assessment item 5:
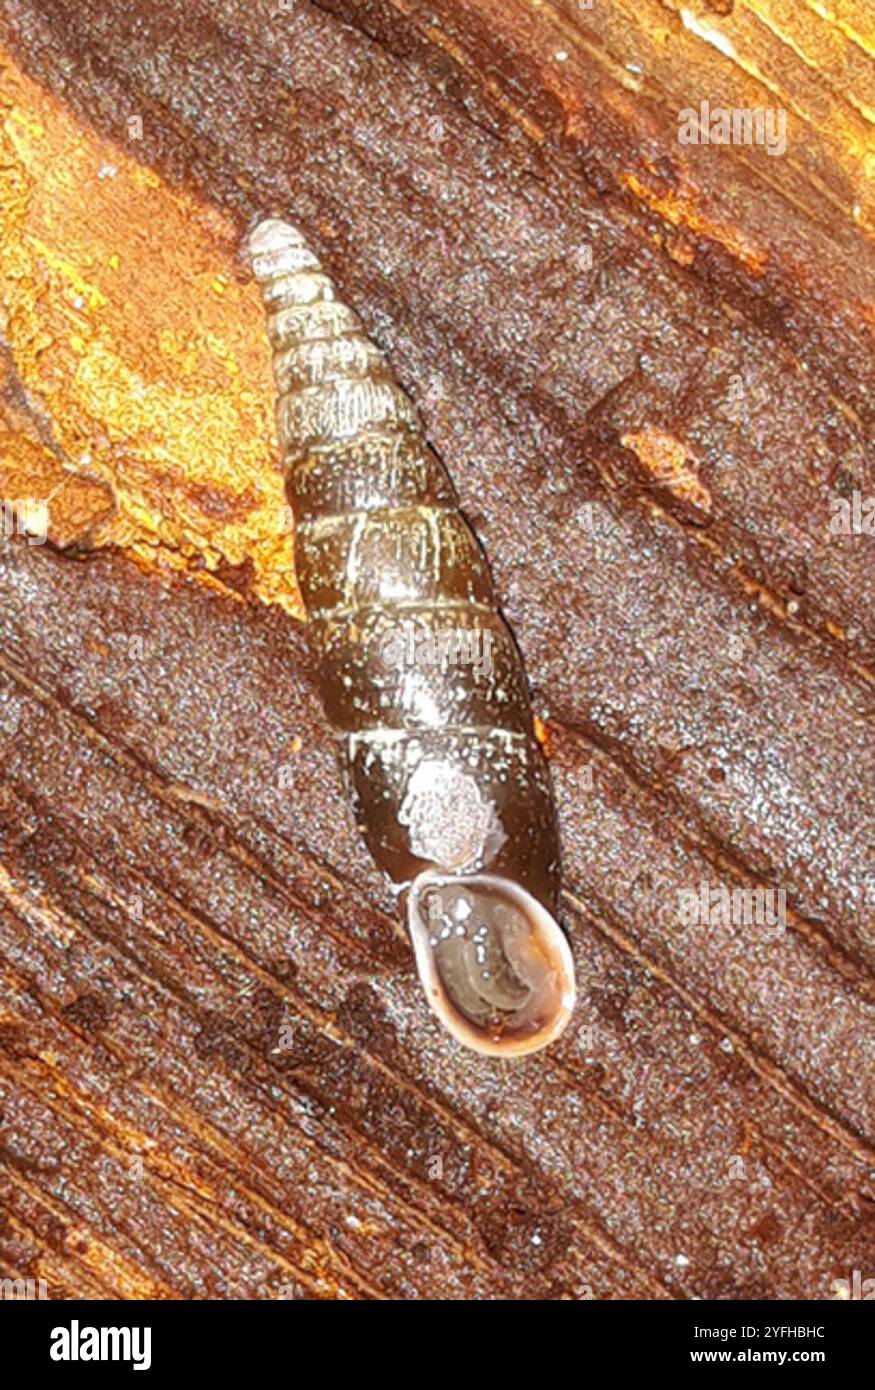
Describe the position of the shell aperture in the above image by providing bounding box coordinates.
[408,871,576,1056]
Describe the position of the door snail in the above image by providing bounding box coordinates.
[249,217,575,1056]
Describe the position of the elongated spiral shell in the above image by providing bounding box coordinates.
[249,217,575,1056]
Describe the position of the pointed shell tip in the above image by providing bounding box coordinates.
[248,216,309,260]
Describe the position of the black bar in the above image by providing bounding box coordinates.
[4,1295,869,1376]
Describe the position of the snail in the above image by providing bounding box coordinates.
[249,217,575,1056]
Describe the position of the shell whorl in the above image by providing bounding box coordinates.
[250,218,574,1054]
[250,218,418,455]
[250,215,559,895]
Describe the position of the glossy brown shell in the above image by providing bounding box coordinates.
[250,217,574,1051]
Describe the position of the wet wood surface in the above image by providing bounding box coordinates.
[0,0,873,1298]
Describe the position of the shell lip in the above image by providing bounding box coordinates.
[406,868,576,1058]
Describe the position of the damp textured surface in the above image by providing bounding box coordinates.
[0,0,873,1300]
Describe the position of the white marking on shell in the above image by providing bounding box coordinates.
[273,334,382,392]
[264,270,337,309]
[249,221,332,315]
[427,504,441,583]
[345,726,528,769]
[268,300,363,352]
[278,379,416,448]
[342,512,369,607]
[250,217,310,256]
[252,242,322,281]
[398,758,507,872]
